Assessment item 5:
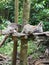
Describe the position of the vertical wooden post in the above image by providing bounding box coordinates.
[12,36,18,65]
[12,0,19,64]
[20,36,28,65]
[22,0,30,26]
[15,0,19,23]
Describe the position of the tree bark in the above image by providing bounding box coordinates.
[12,36,18,65]
[12,0,19,64]
[22,0,30,26]
[20,36,28,65]
[15,0,19,23]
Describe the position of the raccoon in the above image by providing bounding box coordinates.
[22,22,43,34]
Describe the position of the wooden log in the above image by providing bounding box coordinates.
[20,36,28,65]
[12,36,18,65]
[33,31,49,36]
[12,32,27,37]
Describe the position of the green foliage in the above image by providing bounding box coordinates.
[0,0,49,31]
[0,41,13,56]
[29,0,49,31]
[28,41,37,55]
[43,22,49,31]
[38,44,46,53]
[0,0,12,9]
[0,19,11,30]
[0,0,49,59]
[0,0,14,22]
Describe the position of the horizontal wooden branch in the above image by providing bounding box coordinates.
[33,31,49,36]
[0,29,49,37]
[12,32,27,37]
[0,54,7,59]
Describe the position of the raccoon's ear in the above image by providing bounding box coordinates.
[38,22,43,26]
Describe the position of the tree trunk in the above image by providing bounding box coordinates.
[12,36,18,65]
[20,36,28,65]
[15,0,19,23]
[12,0,19,65]
[22,0,30,26]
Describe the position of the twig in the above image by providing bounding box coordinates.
[0,35,9,47]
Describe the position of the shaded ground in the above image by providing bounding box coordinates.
[0,56,34,65]
[0,53,37,65]
[0,53,49,65]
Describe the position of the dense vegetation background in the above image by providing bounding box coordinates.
[0,0,49,31]
[0,0,49,59]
